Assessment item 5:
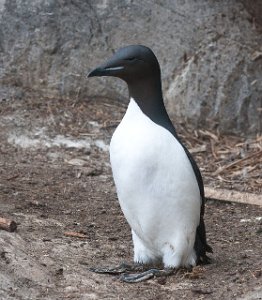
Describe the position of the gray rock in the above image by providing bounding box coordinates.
[0,0,261,134]
[241,0,262,27]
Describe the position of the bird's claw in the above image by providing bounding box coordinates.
[120,268,175,283]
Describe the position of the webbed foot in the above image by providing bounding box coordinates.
[120,268,175,283]
[84,260,176,283]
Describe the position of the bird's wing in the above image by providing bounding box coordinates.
[179,141,213,256]
[181,145,205,213]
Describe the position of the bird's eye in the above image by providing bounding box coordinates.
[126,57,137,62]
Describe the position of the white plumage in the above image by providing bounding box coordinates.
[110,98,201,268]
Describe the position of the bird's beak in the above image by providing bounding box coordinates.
[88,65,124,78]
[87,67,104,77]
[87,55,124,78]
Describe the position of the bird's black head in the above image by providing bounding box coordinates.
[88,45,161,84]
[88,45,175,137]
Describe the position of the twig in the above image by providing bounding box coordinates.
[213,150,262,176]
[5,174,20,181]
[210,139,218,159]
[189,145,206,154]
[199,129,219,142]
[64,231,88,239]
[205,187,262,206]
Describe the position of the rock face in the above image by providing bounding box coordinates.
[0,0,261,135]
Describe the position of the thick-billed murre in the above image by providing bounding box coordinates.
[88,45,212,282]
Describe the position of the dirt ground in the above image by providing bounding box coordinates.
[0,96,261,300]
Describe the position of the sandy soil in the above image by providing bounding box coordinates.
[0,96,261,299]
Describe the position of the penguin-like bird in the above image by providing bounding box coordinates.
[88,45,212,282]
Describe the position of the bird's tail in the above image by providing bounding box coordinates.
[194,216,213,264]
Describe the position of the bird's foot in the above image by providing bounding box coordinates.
[120,268,175,283]
[86,262,144,275]
[84,260,176,283]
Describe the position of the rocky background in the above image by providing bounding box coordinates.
[0,0,261,135]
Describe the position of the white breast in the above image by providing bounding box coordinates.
[110,98,201,267]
